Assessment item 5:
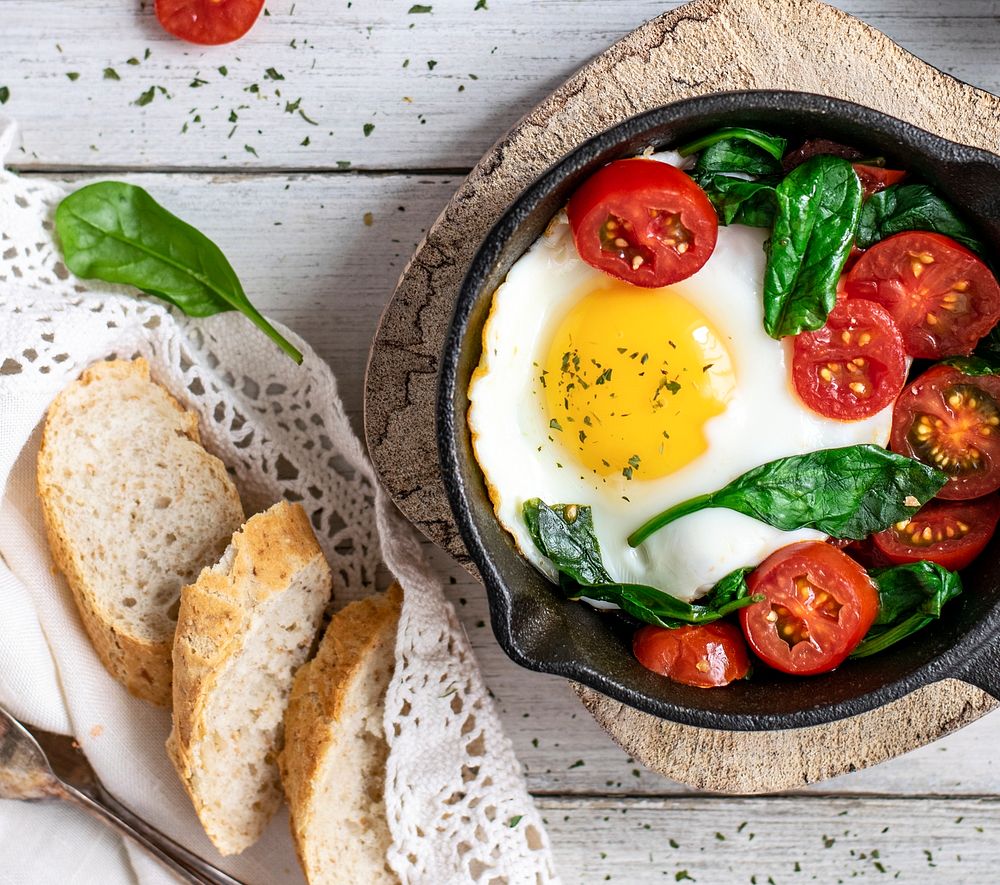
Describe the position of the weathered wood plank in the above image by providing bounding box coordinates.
[29,170,1000,797]
[2,1,998,172]
[538,795,1000,883]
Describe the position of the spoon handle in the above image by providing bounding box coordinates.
[58,781,244,885]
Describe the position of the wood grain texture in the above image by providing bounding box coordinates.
[2,1,999,173]
[538,795,1000,883]
[362,0,1000,793]
[6,1,1000,879]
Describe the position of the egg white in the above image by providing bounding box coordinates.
[468,158,893,602]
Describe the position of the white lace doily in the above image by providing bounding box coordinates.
[0,119,557,885]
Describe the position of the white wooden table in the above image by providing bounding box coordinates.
[3,1,1000,881]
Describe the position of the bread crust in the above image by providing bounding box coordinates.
[36,358,243,706]
[279,584,403,884]
[167,500,332,853]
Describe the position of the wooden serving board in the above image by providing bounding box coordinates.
[364,0,1000,793]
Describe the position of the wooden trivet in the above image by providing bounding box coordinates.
[364,0,1000,792]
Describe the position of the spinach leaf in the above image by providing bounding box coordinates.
[697,175,777,228]
[678,127,787,164]
[851,561,962,658]
[55,181,303,363]
[694,140,784,179]
[524,499,760,629]
[856,184,983,253]
[627,444,947,548]
[763,155,863,339]
[561,572,759,630]
[523,499,609,586]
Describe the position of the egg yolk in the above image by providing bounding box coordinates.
[540,281,735,481]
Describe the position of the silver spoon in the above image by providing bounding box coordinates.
[0,705,244,885]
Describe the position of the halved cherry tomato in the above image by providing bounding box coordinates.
[845,232,1000,358]
[873,496,1000,570]
[792,298,907,420]
[852,164,906,200]
[740,541,879,676]
[566,158,718,288]
[890,364,1000,499]
[633,622,750,688]
[155,0,265,45]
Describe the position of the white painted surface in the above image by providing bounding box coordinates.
[2,2,999,882]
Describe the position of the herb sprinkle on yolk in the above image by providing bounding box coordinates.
[541,281,735,480]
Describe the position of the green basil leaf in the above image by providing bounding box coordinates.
[55,181,303,363]
[938,355,1000,376]
[628,444,948,547]
[856,184,983,253]
[678,127,787,163]
[524,500,759,629]
[763,156,863,339]
[697,175,777,228]
[851,560,962,658]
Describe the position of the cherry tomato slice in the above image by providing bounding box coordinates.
[633,622,750,688]
[852,164,906,200]
[566,158,718,288]
[845,232,1000,358]
[792,298,907,420]
[155,0,265,45]
[873,496,1000,570]
[890,364,1000,499]
[740,541,879,676]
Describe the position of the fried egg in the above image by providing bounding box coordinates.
[468,155,894,602]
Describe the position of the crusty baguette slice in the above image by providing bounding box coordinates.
[167,500,332,856]
[36,358,244,706]
[279,584,402,885]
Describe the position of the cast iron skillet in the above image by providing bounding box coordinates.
[438,91,1000,731]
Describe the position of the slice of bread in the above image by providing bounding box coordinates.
[279,584,402,885]
[167,501,332,856]
[37,358,244,706]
